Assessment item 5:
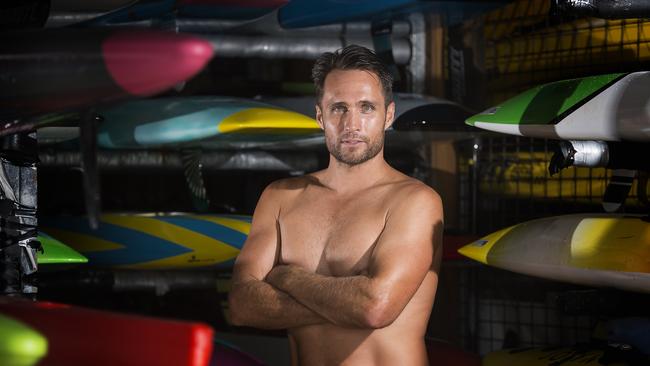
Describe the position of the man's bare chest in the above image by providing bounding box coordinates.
[278,192,388,277]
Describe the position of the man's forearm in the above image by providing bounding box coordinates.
[228,278,327,329]
[267,266,381,328]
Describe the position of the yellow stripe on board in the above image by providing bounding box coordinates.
[218,107,320,134]
[189,215,251,235]
[100,214,240,267]
[41,227,124,253]
[570,218,650,272]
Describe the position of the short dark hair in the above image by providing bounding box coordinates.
[312,45,393,106]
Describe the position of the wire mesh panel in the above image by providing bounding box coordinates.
[455,136,648,235]
[456,262,595,356]
[443,0,650,358]
[468,0,650,106]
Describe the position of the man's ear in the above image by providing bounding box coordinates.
[315,104,325,130]
[384,101,395,130]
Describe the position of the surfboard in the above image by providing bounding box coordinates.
[608,318,650,356]
[483,344,649,366]
[0,296,214,366]
[0,28,213,131]
[40,213,251,270]
[0,313,48,366]
[93,97,322,149]
[78,0,289,26]
[465,72,650,142]
[38,232,88,265]
[278,0,508,28]
[74,0,506,29]
[458,213,650,294]
[258,93,480,140]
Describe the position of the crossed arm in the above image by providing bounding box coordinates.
[228,183,442,330]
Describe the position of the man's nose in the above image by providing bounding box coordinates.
[343,110,361,132]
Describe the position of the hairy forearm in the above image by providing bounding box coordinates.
[228,278,327,329]
[268,266,383,328]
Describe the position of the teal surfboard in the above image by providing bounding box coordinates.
[466,72,650,142]
[458,213,650,294]
[0,313,48,366]
[278,0,507,28]
[39,97,323,149]
[87,97,321,149]
[40,213,251,270]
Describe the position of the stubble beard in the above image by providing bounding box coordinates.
[327,133,384,166]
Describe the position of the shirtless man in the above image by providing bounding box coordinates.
[229,45,443,366]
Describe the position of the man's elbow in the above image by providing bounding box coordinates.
[227,288,248,326]
[363,300,399,329]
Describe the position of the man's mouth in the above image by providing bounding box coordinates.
[340,137,366,145]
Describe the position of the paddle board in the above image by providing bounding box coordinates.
[0,28,213,128]
[40,213,251,270]
[93,97,322,149]
[0,313,48,366]
[38,232,88,265]
[458,213,650,294]
[483,344,649,366]
[0,296,214,366]
[466,72,650,142]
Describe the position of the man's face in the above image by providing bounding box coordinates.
[316,69,395,166]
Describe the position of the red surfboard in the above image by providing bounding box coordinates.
[0,296,214,366]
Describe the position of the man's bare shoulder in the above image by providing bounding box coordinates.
[262,173,325,199]
[385,173,443,218]
[386,170,440,202]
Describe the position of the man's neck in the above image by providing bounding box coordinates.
[321,152,391,193]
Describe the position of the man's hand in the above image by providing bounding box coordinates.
[266,264,296,290]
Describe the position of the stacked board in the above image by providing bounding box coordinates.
[0,296,214,366]
[41,213,251,270]
[458,214,650,294]
[466,72,650,142]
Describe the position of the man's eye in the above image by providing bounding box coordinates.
[361,104,375,113]
[332,106,347,113]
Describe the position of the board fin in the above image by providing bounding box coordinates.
[80,111,102,229]
[638,171,649,210]
[181,149,210,212]
[602,169,636,213]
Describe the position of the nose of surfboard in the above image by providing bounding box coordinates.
[0,313,48,366]
[103,30,214,96]
[457,226,516,265]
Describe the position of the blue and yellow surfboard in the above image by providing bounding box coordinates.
[40,213,251,270]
